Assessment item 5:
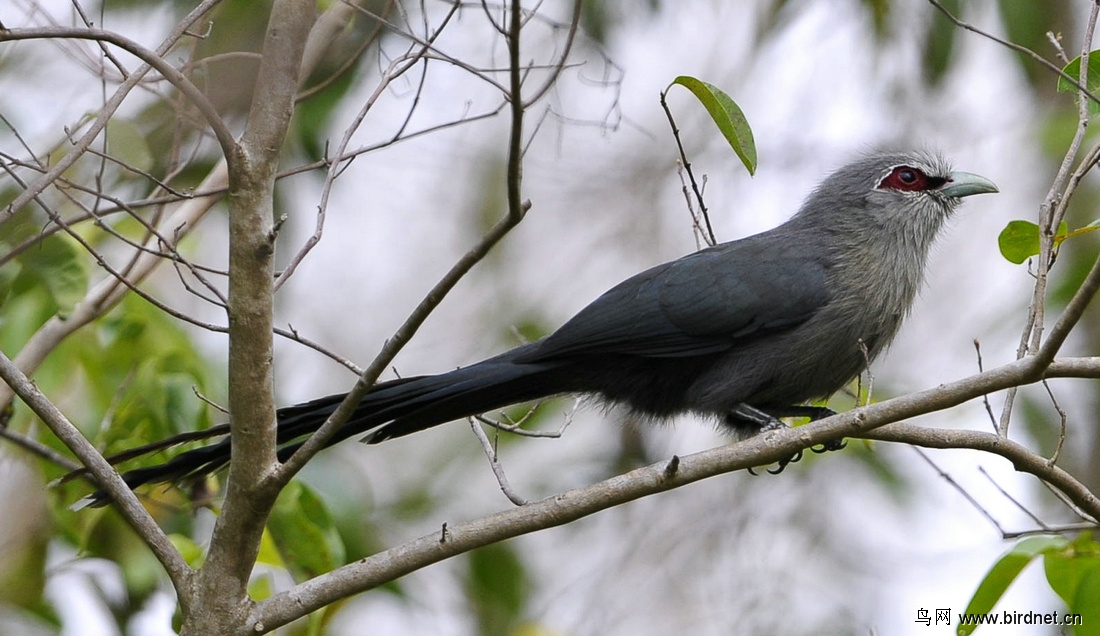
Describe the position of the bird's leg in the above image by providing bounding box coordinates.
[728,403,791,432]
[727,403,803,474]
[756,405,847,454]
[728,404,847,475]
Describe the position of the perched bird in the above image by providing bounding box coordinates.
[85,150,996,505]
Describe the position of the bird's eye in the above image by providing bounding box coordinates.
[877,165,945,192]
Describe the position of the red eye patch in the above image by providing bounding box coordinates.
[877,166,947,192]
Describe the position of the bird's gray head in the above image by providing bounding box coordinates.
[795,150,998,243]
[785,150,998,363]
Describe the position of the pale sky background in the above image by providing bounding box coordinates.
[1,0,1093,634]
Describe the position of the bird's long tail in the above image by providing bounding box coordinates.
[81,347,569,507]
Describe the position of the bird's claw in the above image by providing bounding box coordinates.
[750,438,846,475]
[766,448,804,474]
[810,438,847,454]
[733,403,845,475]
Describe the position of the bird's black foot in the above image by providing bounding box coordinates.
[727,403,846,474]
[765,405,847,455]
[728,404,804,475]
[791,407,846,454]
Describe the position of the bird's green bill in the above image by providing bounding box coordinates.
[941,171,998,198]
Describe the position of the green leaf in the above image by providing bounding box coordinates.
[267,482,346,582]
[669,76,757,175]
[959,536,1069,635]
[1057,50,1100,115]
[997,220,1070,265]
[1072,568,1100,636]
[998,220,1040,264]
[1043,534,1100,635]
[16,234,89,319]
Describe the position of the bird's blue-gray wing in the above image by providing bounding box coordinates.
[518,236,831,361]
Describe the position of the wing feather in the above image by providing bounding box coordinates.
[518,233,830,362]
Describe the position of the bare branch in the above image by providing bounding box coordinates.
[274,325,365,375]
[188,0,317,629]
[521,0,583,108]
[348,1,510,95]
[295,0,395,102]
[246,353,1100,629]
[860,421,1100,522]
[1035,242,1100,365]
[0,0,380,411]
[1003,523,1098,540]
[0,162,233,411]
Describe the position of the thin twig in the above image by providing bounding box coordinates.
[977,465,1048,529]
[1046,31,1069,65]
[659,88,717,247]
[857,338,874,406]
[1003,522,1098,540]
[295,0,395,102]
[925,0,1100,108]
[468,418,528,505]
[192,386,229,415]
[1041,379,1068,467]
[275,325,364,374]
[349,1,509,94]
[911,446,1005,535]
[0,26,236,171]
[0,155,231,334]
[474,397,579,438]
[274,0,462,291]
[521,0,583,108]
[973,340,998,433]
[1038,478,1098,524]
[673,161,706,250]
[1,0,226,226]
[0,427,82,472]
[860,416,1100,522]
[0,0,385,412]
